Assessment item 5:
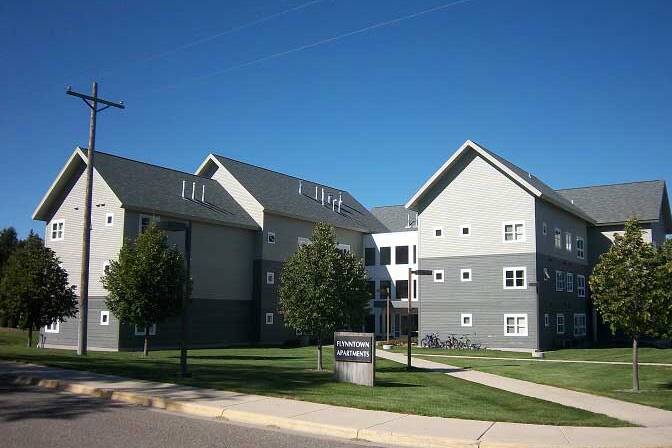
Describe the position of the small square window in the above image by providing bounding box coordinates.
[266,272,275,285]
[105,213,114,227]
[100,311,110,326]
[267,232,276,244]
[50,219,65,241]
[298,237,311,247]
[45,321,60,333]
[433,270,444,283]
[460,225,471,236]
[265,313,274,325]
[434,227,443,238]
[461,313,473,327]
[135,324,157,336]
[460,268,472,282]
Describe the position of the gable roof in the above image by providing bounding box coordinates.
[202,154,388,233]
[370,205,417,233]
[33,148,259,230]
[405,140,596,224]
[558,181,672,230]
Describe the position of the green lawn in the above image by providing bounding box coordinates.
[0,329,628,427]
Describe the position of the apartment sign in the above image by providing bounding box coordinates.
[333,332,375,386]
[334,334,373,363]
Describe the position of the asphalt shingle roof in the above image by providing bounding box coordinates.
[558,181,668,225]
[211,155,388,233]
[92,151,258,229]
[370,205,417,232]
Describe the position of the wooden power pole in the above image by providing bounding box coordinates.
[66,82,124,356]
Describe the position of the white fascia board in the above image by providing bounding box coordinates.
[405,140,542,211]
[32,147,88,220]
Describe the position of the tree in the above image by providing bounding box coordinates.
[102,224,186,356]
[279,223,370,371]
[0,227,19,273]
[589,218,665,392]
[653,239,672,338]
[0,232,77,347]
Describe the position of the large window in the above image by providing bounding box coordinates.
[555,270,565,291]
[45,320,60,333]
[504,314,528,336]
[566,272,574,293]
[135,324,157,336]
[395,246,409,265]
[379,280,391,300]
[565,232,572,252]
[364,248,376,266]
[574,313,587,336]
[503,221,525,242]
[577,275,586,298]
[396,280,409,299]
[576,237,585,259]
[380,247,391,265]
[554,228,562,249]
[503,267,526,289]
[50,219,65,241]
[556,314,565,335]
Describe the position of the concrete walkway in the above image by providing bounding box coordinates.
[377,350,672,428]
[2,360,672,448]
[414,353,672,367]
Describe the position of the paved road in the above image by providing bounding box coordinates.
[0,380,390,448]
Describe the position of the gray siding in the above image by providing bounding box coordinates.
[41,297,119,350]
[208,161,264,227]
[535,199,589,265]
[419,253,538,350]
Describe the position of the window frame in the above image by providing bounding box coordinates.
[503,267,527,290]
[433,226,444,238]
[555,270,565,292]
[364,247,376,266]
[105,212,114,227]
[139,214,159,234]
[265,313,274,325]
[395,279,409,300]
[395,245,409,265]
[433,269,444,283]
[576,236,585,259]
[556,314,565,335]
[45,320,60,333]
[379,280,391,301]
[379,247,391,265]
[460,268,472,282]
[134,324,157,336]
[542,222,547,236]
[461,313,473,327]
[100,311,110,326]
[574,313,587,337]
[266,231,276,244]
[565,232,572,252]
[544,313,549,328]
[337,243,351,253]
[298,237,311,247]
[554,228,562,249]
[460,224,471,237]
[577,274,586,298]
[50,219,65,241]
[266,271,275,285]
[504,313,528,336]
[566,272,574,293]
[502,221,525,243]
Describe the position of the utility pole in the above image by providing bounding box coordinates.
[66,82,124,356]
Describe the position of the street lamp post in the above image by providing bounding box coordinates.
[157,220,192,377]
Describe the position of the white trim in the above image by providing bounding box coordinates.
[433,226,444,238]
[459,224,471,236]
[577,274,586,298]
[50,219,65,241]
[266,271,275,285]
[265,312,274,325]
[460,268,472,282]
[565,231,572,252]
[45,321,60,333]
[556,314,565,335]
[504,313,528,336]
[566,272,574,293]
[503,267,527,289]
[100,311,110,326]
[337,243,351,253]
[574,313,587,337]
[267,231,276,244]
[105,212,114,227]
[135,324,157,336]
[502,221,525,243]
[33,147,87,220]
[461,313,473,327]
[433,269,444,283]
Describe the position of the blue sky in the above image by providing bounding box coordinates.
[1,0,671,237]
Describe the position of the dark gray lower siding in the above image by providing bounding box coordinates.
[257,260,299,344]
[419,253,538,350]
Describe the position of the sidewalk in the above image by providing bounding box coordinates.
[377,350,672,428]
[416,353,672,367]
[2,360,672,448]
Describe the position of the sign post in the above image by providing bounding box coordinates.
[333,332,375,386]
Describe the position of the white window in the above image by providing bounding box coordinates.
[565,232,572,252]
[45,321,60,333]
[504,313,528,336]
[566,272,574,293]
[503,267,526,289]
[577,275,586,298]
[100,311,110,326]
[135,324,157,336]
[298,237,311,247]
[555,271,565,291]
[544,313,549,327]
[460,268,472,282]
[576,237,585,259]
[267,232,276,244]
[103,260,111,274]
[542,222,547,236]
[503,221,525,242]
[433,227,443,238]
[139,214,159,233]
[574,313,587,336]
[460,225,471,236]
[105,213,114,227]
[50,219,65,241]
[265,312,274,325]
[433,269,444,283]
[337,243,351,253]
[266,272,275,285]
[461,313,473,327]
[556,314,565,335]
[554,228,562,249]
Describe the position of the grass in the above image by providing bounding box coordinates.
[0,329,629,427]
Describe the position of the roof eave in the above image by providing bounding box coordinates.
[32,147,88,221]
[540,194,596,225]
[264,208,374,234]
[123,206,260,231]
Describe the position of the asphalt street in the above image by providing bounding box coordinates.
[0,380,393,448]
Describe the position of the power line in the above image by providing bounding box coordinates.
[149,0,474,93]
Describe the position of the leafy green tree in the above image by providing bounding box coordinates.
[589,218,665,392]
[0,232,77,347]
[102,224,186,356]
[0,227,19,274]
[279,223,369,371]
[653,239,672,338]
